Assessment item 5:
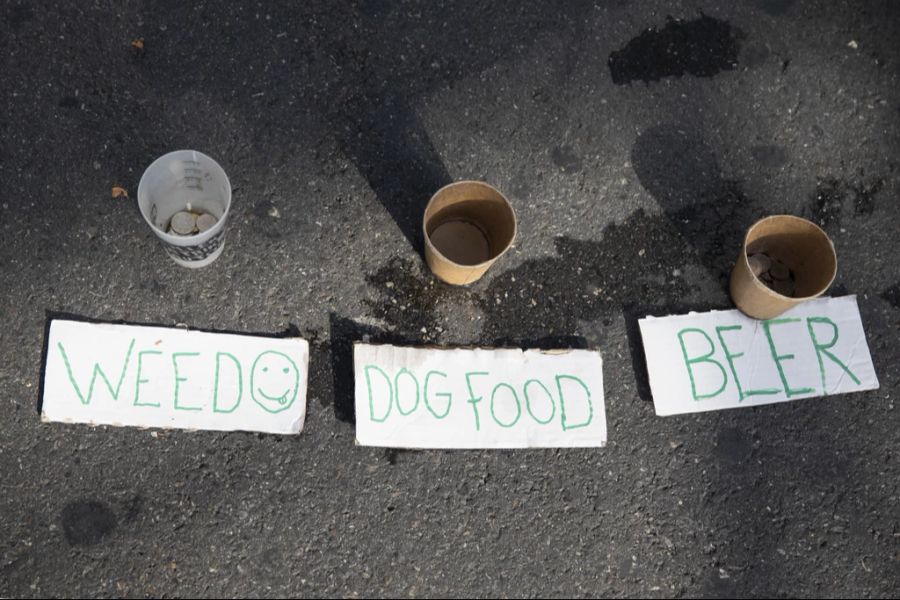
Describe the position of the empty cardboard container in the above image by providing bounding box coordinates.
[423,181,517,285]
[730,215,837,320]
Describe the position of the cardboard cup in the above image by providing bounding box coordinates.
[423,181,516,285]
[730,215,836,320]
[137,150,232,268]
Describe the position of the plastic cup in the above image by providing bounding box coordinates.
[730,215,837,320]
[137,150,232,268]
[423,181,517,285]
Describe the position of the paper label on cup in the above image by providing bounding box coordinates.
[353,344,606,448]
[639,296,879,416]
[41,320,308,434]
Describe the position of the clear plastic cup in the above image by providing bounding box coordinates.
[137,150,232,268]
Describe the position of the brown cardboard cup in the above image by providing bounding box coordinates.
[423,181,517,285]
[730,215,837,320]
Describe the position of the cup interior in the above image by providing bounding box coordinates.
[745,216,836,298]
[424,182,516,267]
[138,150,231,237]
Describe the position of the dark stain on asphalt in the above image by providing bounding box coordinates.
[881,282,900,309]
[809,176,884,229]
[364,257,473,343]
[61,500,117,546]
[361,206,699,349]
[478,219,693,347]
[608,15,740,85]
[631,124,760,281]
[551,145,583,173]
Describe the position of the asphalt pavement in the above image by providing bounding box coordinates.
[1,0,898,597]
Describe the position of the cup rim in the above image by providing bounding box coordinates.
[740,214,837,301]
[137,149,232,245]
[422,180,517,269]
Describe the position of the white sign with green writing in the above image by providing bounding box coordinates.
[639,296,879,416]
[42,320,309,434]
[354,344,606,448]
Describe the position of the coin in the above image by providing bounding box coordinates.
[769,259,791,281]
[169,211,197,235]
[196,213,217,232]
[747,253,771,277]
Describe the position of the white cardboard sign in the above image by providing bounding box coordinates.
[639,296,879,416]
[353,344,606,448]
[42,319,309,434]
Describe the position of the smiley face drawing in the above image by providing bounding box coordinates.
[250,351,300,413]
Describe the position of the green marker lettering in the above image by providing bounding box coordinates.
[394,368,420,416]
[172,352,202,411]
[715,325,780,401]
[364,365,392,422]
[806,317,861,392]
[523,379,555,425]
[58,338,135,405]
[556,374,592,430]
[490,382,521,428]
[423,370,451,419]
[677,328,728,400]
[250,351,300,414]
[213,352,242,413]
[763,318,815,397]
[134,350,162,407]
[465,371,489,431]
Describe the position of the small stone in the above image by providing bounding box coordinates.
[747,253,771,277]
[769,259,790,280]
[268,206,281,218]
[196,213,217,232]
[847,40,858,49]
[169,211,196,235]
